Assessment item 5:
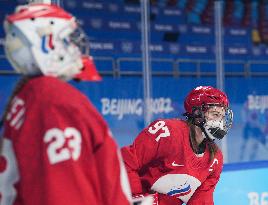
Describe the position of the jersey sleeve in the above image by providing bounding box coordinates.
[1,93,131,205]
[121,119,180,195]
[187,152,223,205]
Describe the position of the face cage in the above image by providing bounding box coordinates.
[224,107,233,133]
[186,104,233,139]
[68,22,90,56]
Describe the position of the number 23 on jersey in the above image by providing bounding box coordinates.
[44,127,82,165]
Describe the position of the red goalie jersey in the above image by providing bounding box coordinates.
[0,76,131,205]
[121,119,223,205]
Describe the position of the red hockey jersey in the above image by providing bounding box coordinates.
[121,119,223,205]
[0,76,131,205]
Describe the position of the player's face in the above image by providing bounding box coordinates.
[204,106,225,121]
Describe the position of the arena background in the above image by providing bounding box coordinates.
[0,0,268,204]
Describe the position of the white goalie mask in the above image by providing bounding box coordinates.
[4,3,101,81]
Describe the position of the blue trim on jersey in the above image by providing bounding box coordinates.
[223,160,268,172]
[167,184,191,196]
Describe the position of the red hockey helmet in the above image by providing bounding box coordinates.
[184,86,229,114]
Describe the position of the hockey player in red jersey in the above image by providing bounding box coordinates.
[121,86,233,205]
[0,4,132,205]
